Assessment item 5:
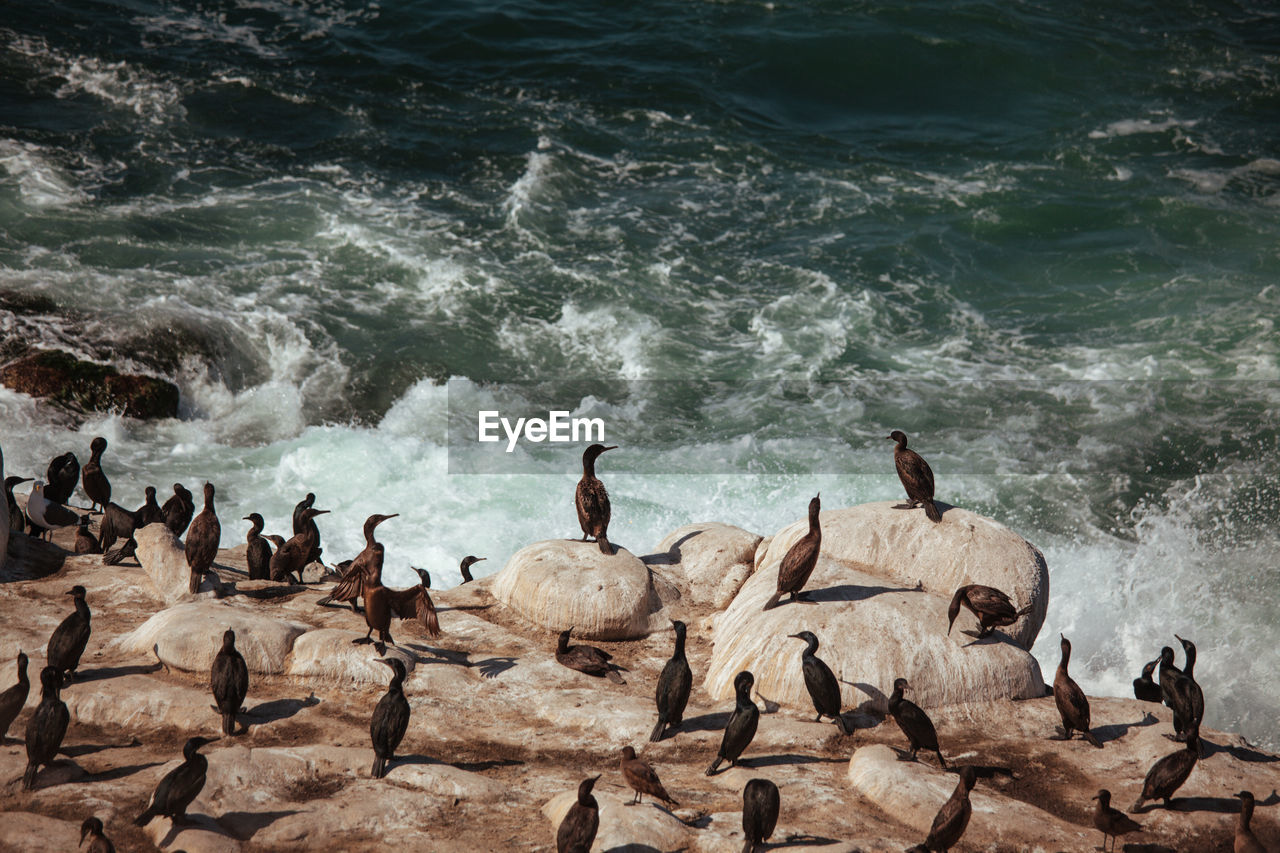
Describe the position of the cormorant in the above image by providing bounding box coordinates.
[650,619,692,742]
[555,628,624,684]
[1053,634,1102,747]
[26,480,79,539]
[100,487,163,565]
[619,745,677,806]
[42,452,79,507]
[185,483,221,594]
[353,556,441,655]
[1174,634,1205,741]
[888,678,946,767]
[22,666,69,790]
[292,492,322,564]
[920,765,977,851]
[1157,646,1194,740]
[947,585,1030,638]
[370,658,410,779]
[1234,791,1266,853]
[0,650,29,743]
[79,816,116,853]
[789,630,852,734]
[888,430,941,522]
[1133,657,1162,703]
[557,776,601,853]
[576,443,616,554]
[741,778,780,853]
[1092,789,1141,852]
[763,494,821,611]
[243,514,271,581]
[459,555,486,583]
[134,736,218,825]
[270,506,328,583]
[5,475,31,533]
[81,437,110,513]
[210,629,248,736]
[706,671,759,775]
[74,515,101,555]
[162,483,195,538]
[318,513,397,612]
[47,585,91,686]
[1129,733,1200,812]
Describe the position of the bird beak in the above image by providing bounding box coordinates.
[1174,634,1184,643]
[603,445,618,452]
[242,516,252,521]
[884,435,894,441]
[787,633,804,640]
[475,557,487,562]
[314,510,330,515]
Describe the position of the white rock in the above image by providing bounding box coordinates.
[64,673,219,734]
[0,812,81,853]
[649,522,762,609]
[135,523,226,604]
[491,539,663,640]
[114,601,311,675]
[755,502,1048,649]
[285,628,416,684]
[543,789,690,853]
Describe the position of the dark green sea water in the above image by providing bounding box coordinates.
[1,0,1277,748]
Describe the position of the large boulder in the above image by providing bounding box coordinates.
[115,601,311,674]
[705,503,1047,710]
[754,502,1048,648]
[0,349,179,420]
[491,539,664,640]
[285,628,416,684]
[135,523,227,603]
[543,788,690,853]
[646,522,762,610]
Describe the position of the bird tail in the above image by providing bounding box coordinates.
[188,569,201,594]
[649,717,666,743]
[1016,604,1034,617]
[1128,797,1144,814]
[223,711,237,736]
[1085,730,1103,749]
[372,756,386,779]
[134,806,156,826]
[705,757,721,776]
[762,591,782,612]
[597,533,612,555]
[102,541,134,565]
[836,713,854,736]
[21,763,38,791]
[606,669,625,685]
[741,841,755,853]
[924,500,942,523]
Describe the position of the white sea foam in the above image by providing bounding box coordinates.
[0,140,85,207]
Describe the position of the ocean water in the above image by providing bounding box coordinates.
[1,1,1277,749]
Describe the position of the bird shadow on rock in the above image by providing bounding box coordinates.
[83,761,163,784]
[736,753,846,770]
[158,813,231,848]
[1165,795,1257,814]
[640,531,700,567]
[61,738,140,757]
[232,584,307,601]
[220,809,303,841]
[774,835,841,849]
[74,662,164,683]
[804,584,906,604]
[675,711,732,734]
[1119,845,1176,853]
[0,534,66,582]
[847,681,889,718]
[1201,738,1280,764]
[961,763,1015,781]
[890,500,956,518]
[244,694,321,725]
[602,846,685,853]
[471,657,517,679]
[1094,713,1160,744]
[453,757,523,772]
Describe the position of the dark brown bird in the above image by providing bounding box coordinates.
[243,514,272,581]
[210,629,248,736]
[0,650,30,743]
[1174,634,1205,742]
[1133,657,1162,703]
[1157,645,1195,740]
[947,584,1030,638]
[369,658,410,779]
[790,630,852,734]
[741,777,780,853]
[6,475,32,532]
[650,619,692,742]
[555,628,624,684]
[292,492,323,563]
[576,443,616,554]
[74,515,101,554]
[459,555,486,583]
[134,736,217,825]
[23,665,69,790]
[1092,789,1141,852]
[318,513,398,612]
[80,437,110,513]
[557,775,601,853]
[162,483,195,538]
[42,452,79,506]
[99,486,164,565]
[707,671,759,775]
[79,817,116,853]
[354,562,441,655]
[185,483,221,594]
[1129,733,1200,813]
[763,494,822,611]
[270,506,328,583]
[888,430,942,522]
[1234,790,1267,853]
[1053,634,1102,747]
[888,677,947,767]
[47,585,91,686]
[921,765,977,851]
[619,745,678,806]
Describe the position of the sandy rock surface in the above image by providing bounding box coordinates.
[647,522,762,610]
[0,505,1276,853]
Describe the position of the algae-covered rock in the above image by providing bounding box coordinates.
[0,349,179,420]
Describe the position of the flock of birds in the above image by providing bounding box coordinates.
[0,432,1271,852]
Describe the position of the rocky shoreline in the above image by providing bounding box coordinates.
[0,492,1276,852]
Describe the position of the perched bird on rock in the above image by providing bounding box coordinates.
[370,658,410,779]
[1132,657,1162,703]
[74,515,101,555]
[555,628,624,684]
[947,584,1029,639]
[650,619,692,742]
[79,817,116,853]
[47,585,91,686]
[80,437,110,513]
[271,506,328,583]
[919,765,977,851]
[789,630,852,734]
[557,776,601,853]
[1130,733,1200,813]
[1174,634,1205,742]
[763,494,822,611]
[243,514,272,581]
[1092,789,1141,852]
[888,430,942,522]
[318,513,397,612]
[23,666,69,791]
[42,452,78,507]
[292,492,323,564]
[619,745,678,806]
[162,483,195,538]
[26,480,78,539]
[741,778,780,853]
[134,736,217,825]
[0,650,30,743]
[185,483,221,594]
[888,677,947,767]
[707,671,759,775]
[576,443,616,554]
[210,629,248,736]
[1053,634,1102,747]
[458,554,486,583]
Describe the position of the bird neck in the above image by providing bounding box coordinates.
[802,636,819,656]
[888,685,903,708]
[673,630,686,657]
[582,456,597,478]
[1182,646,1196,678]
[74,597,90,620]
[1059,643,1071,670]
[1239,797,1254,830]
